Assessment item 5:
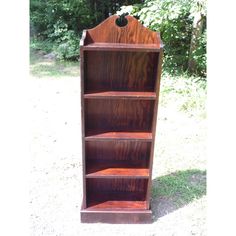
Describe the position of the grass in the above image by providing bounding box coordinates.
[30,49,80,78]
[160,72,207,119]
[152,169,206,207]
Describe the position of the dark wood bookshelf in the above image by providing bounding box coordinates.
[80,14,163,223]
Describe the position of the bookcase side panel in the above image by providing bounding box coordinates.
[146,50,163,209]
[80,48,87,209]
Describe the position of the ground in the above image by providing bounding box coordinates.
[30,51,207,236]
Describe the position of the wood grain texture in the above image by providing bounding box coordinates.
[87,178,148,194]
[84,51,158,91]
[86,200,147,210]
[86,160,149,178]
[81,210,152,223]
[146,50,164,209]
[85,141,151,163]
[84,91,156,100]
[83,43,161,52]
[82,15,161,46]
[85,131,152,141]
[85,99,154,133]
[86,179,148,210]
[80,36,87,209]
[80,15,163,223]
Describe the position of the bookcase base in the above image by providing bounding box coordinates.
[80,209,152,224]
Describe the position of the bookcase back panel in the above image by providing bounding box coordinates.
[86,179,148,209]
[86,141,151,162]
[87,179,148,202]
[85,99,154,133]
[84,51,159,91]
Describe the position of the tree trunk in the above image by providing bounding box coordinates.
[188,12,204,73]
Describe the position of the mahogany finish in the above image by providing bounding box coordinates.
[85,99,154,133]
[86,160,149,178]
[83,43,161,52]
[84,91,156,100]
[85,131,152,141]
[84,51,158,92]
[80,15,163,223]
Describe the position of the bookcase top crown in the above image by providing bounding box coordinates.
[81,15,162,48]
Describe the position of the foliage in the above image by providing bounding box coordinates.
[30,0,91,59]
[160,72,206,118]
[48,20,80,60]
[191,30,206,76]
[30,0,206,75]
[30,39,54,53]
[30,0,141,60]
[117,0,207,76]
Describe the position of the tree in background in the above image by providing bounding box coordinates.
[30,0,206,76]
[30,0,142,60]
[118,0,206,76]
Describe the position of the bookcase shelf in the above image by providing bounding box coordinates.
[82,42,161,52]
[85,131,153,142]
[80,15,163,224]
[86,160,149,178]
[84,91,156,100]
[86,200,147,211]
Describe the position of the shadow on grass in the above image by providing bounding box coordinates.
[30,49,80,78]
[151,169,206,220]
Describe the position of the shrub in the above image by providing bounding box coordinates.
[49,20,80,60]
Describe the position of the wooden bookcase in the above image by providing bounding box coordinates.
[80,15,163,223]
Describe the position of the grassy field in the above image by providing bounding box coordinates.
[30,49,207,235]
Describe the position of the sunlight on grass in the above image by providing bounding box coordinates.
[152,169,206,207]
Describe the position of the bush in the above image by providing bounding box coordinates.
[49,20,80,60]
[30,39,54,53]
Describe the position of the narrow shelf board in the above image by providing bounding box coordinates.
[84,91,156,100]
[86,166,149,178]
[81,43,161,52]
[86,200,147,211]
[85,131,152,141]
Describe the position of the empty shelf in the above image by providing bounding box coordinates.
[86,163,149,178]
[84,91,156,100]
[82,43,161,52]
[85,131,152,141]
[86,200,147,211]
